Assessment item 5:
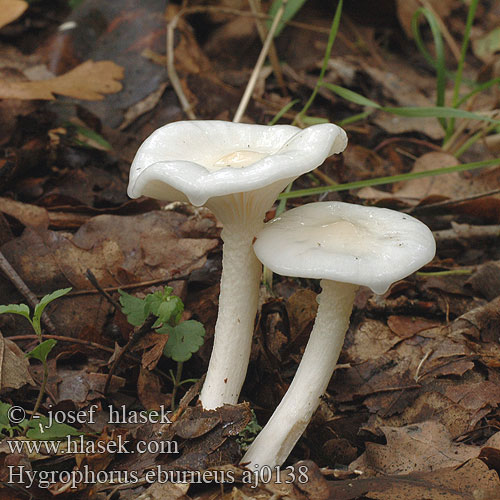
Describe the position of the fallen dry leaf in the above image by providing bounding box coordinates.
[466,262,500,300]
[138,481,190,500]
[387,315,441,338]
[171,404,252,470]
[137,366,168,411]
[57,369,125,404]
[333,459,500,500]
[396,0,455,39]
[0,330,34,391]
[0,0,27,30]
[0,60,124,100]
[0,210,219,337]
[343,319,401,363]
[358,152,461,202]
[350,421,481,476]
[0,196,49,229]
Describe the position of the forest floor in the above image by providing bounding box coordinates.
[0,0,500,498]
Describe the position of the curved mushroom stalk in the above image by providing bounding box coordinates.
[242,279,357,468]
[245,201,436,467]
[199,224,262,408]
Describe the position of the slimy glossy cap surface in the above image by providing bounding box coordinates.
[128,120,347,206]
[253,202,436,294]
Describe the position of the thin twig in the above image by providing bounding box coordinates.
[233,0,288,123]
[165,4,339,120]
[10,334,120,354]
[103,314,157,395]
[166,12,197,119]
[407,188,500,214]
[248,0,287,96]
[0,250,56,334]
[30,362,48,421]
[59,273,190,299]
[374,137,443,153]
[414,349,433,382]
[10,334,173,382]
[85,269,121,312]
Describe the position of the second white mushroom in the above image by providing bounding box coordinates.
[242,201,436,468]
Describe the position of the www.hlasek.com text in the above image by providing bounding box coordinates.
[7,434,178,456]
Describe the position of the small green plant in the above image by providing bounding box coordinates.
[0,288,71,422]
[118,287,205,409]
[237,410,262,451]
[0,400,81,439]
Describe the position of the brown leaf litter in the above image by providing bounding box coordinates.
[0,60,124,100]
[0,0,27,30]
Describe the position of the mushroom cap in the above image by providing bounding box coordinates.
[253,202,436,294]
[127,120,347,206]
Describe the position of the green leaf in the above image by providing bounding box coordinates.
[411,7,447,128]
[278,158,500,200]
[294,0,343,121]
[301,116,330,125]
[155,298,184,326]
[27,339,57,363]
[268,0,307,38]
[321,83,381,108]
[162,320,205,362]
[33,288,71,334]
[0,303,31,322]
[72,124,112,151]
[237,409,262,451]
[0,402,13,434]
[322,83,500,125]
[381,106,500,123]
[26,417,82,439]
[144,288,184,327]
[119,290,147,326]
[267,99,299,126]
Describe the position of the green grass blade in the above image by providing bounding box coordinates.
[268,0,308,38]
[267,99,299,125]
[456,78,500,108]
[382,106,500,123]
[338,110,374,126]
[278,158,500,200]
[411,7,447,129]
[322,83,500,125]
[294,0,343,123]
[448,0,479,139]
[454,0,479,98]
[322,83,381,108]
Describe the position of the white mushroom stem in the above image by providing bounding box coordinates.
[199,223,262,409]
[242,279,357,468]
[198,186,290,410]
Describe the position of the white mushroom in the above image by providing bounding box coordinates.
[242,201,436,468]
[127,121,347,409]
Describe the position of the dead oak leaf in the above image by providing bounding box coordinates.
[0,0,27,30]
[343,319,401,364]
[0,330,34,391]
[0,197,49,229]
[387,315,441,339]
[138,482,190,500]
[0,60,124,100]
[350,421,480,477]
[333,459,500,500]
